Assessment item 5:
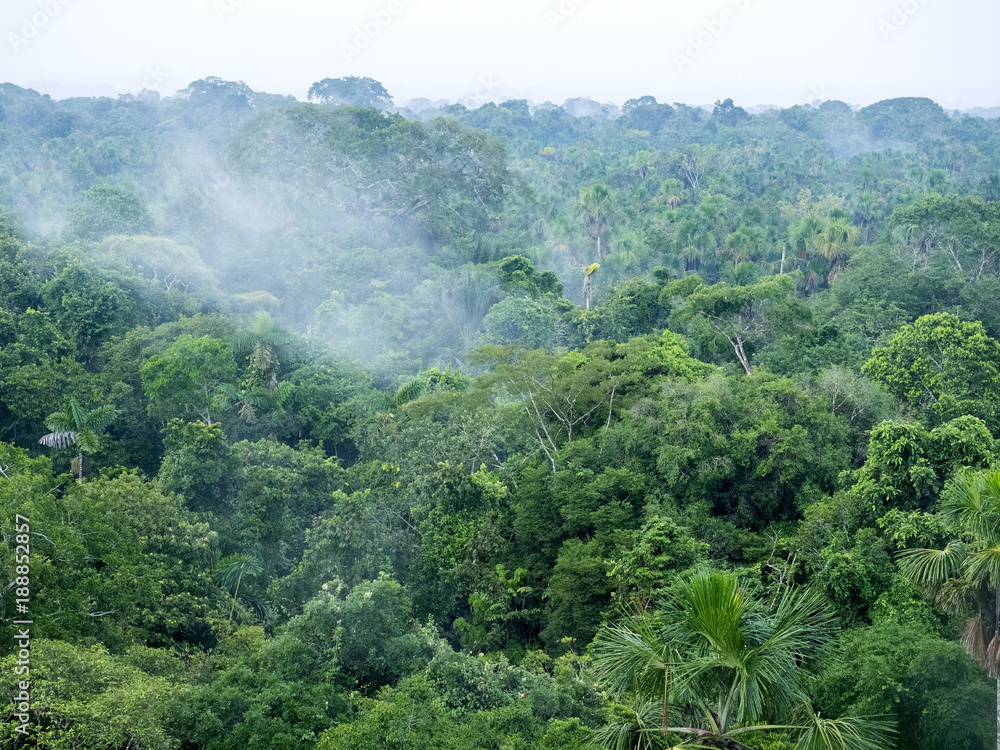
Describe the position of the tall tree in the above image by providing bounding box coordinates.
[307,76,392,108]
[141,335,239,425]
[234,312,293,391]
[675,275,804,374]
[38,398,119,482]
[579,183,615,257]
[816,218,860,283]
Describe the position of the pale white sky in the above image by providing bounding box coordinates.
[2,0,997,109]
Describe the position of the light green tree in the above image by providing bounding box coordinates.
[862,313,1000,432]
[674,275,803,374]
[141,335,238,424]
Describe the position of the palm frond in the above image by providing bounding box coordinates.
[394,379,428,407]
[69,399,88,431]
[214,383,241,410]
[983,471,1000,516]
[593,614,670,700]
[39,431,76,449]
[933,575,977,613]
[591,698,665,750]
[43,409,75,433]
[791,714,895,750]
[966,545,1000,589]
[766,585,837,659]
[962,616,988,667]
[271,381,293,407]
[232,330,258,355]
[671,572,752,658]
[75,429,101,454]
[85,405,120,433]
[942,472,1000,544]
[214,553,263,592]
[896,542,968,592]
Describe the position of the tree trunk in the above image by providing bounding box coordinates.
[779,241,786,274]
[78,450,83,483]
[229,571,243,625]
[995,675,999,750]
[662,664,669,737]
[731,338,752,375]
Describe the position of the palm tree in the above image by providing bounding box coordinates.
[898,470,1000,750]
[579,183,615,257]
[657,178,685,210]
[815,219,860,284]
[612,229,653,272]
[673,215,715,273]
[362,379,429,433]
[723,226,767,267]
[233,311,293,391]
[593,571,894,750]
[630,151,654,180]
[38,399,119,482]
[853,192,882,244]
[788,215,825,263]
[215,381,293,423]
[722,261,761,287]
[214,553,264,625]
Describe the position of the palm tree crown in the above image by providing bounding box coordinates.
[579,183,615,256]
[593,571,894,750]
[234,311,293,390]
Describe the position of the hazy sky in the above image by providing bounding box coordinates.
[2,0,998,109]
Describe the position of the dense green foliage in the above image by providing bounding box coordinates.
[2,79,1000,748]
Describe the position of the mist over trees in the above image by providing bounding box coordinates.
[2,76,1000,748]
